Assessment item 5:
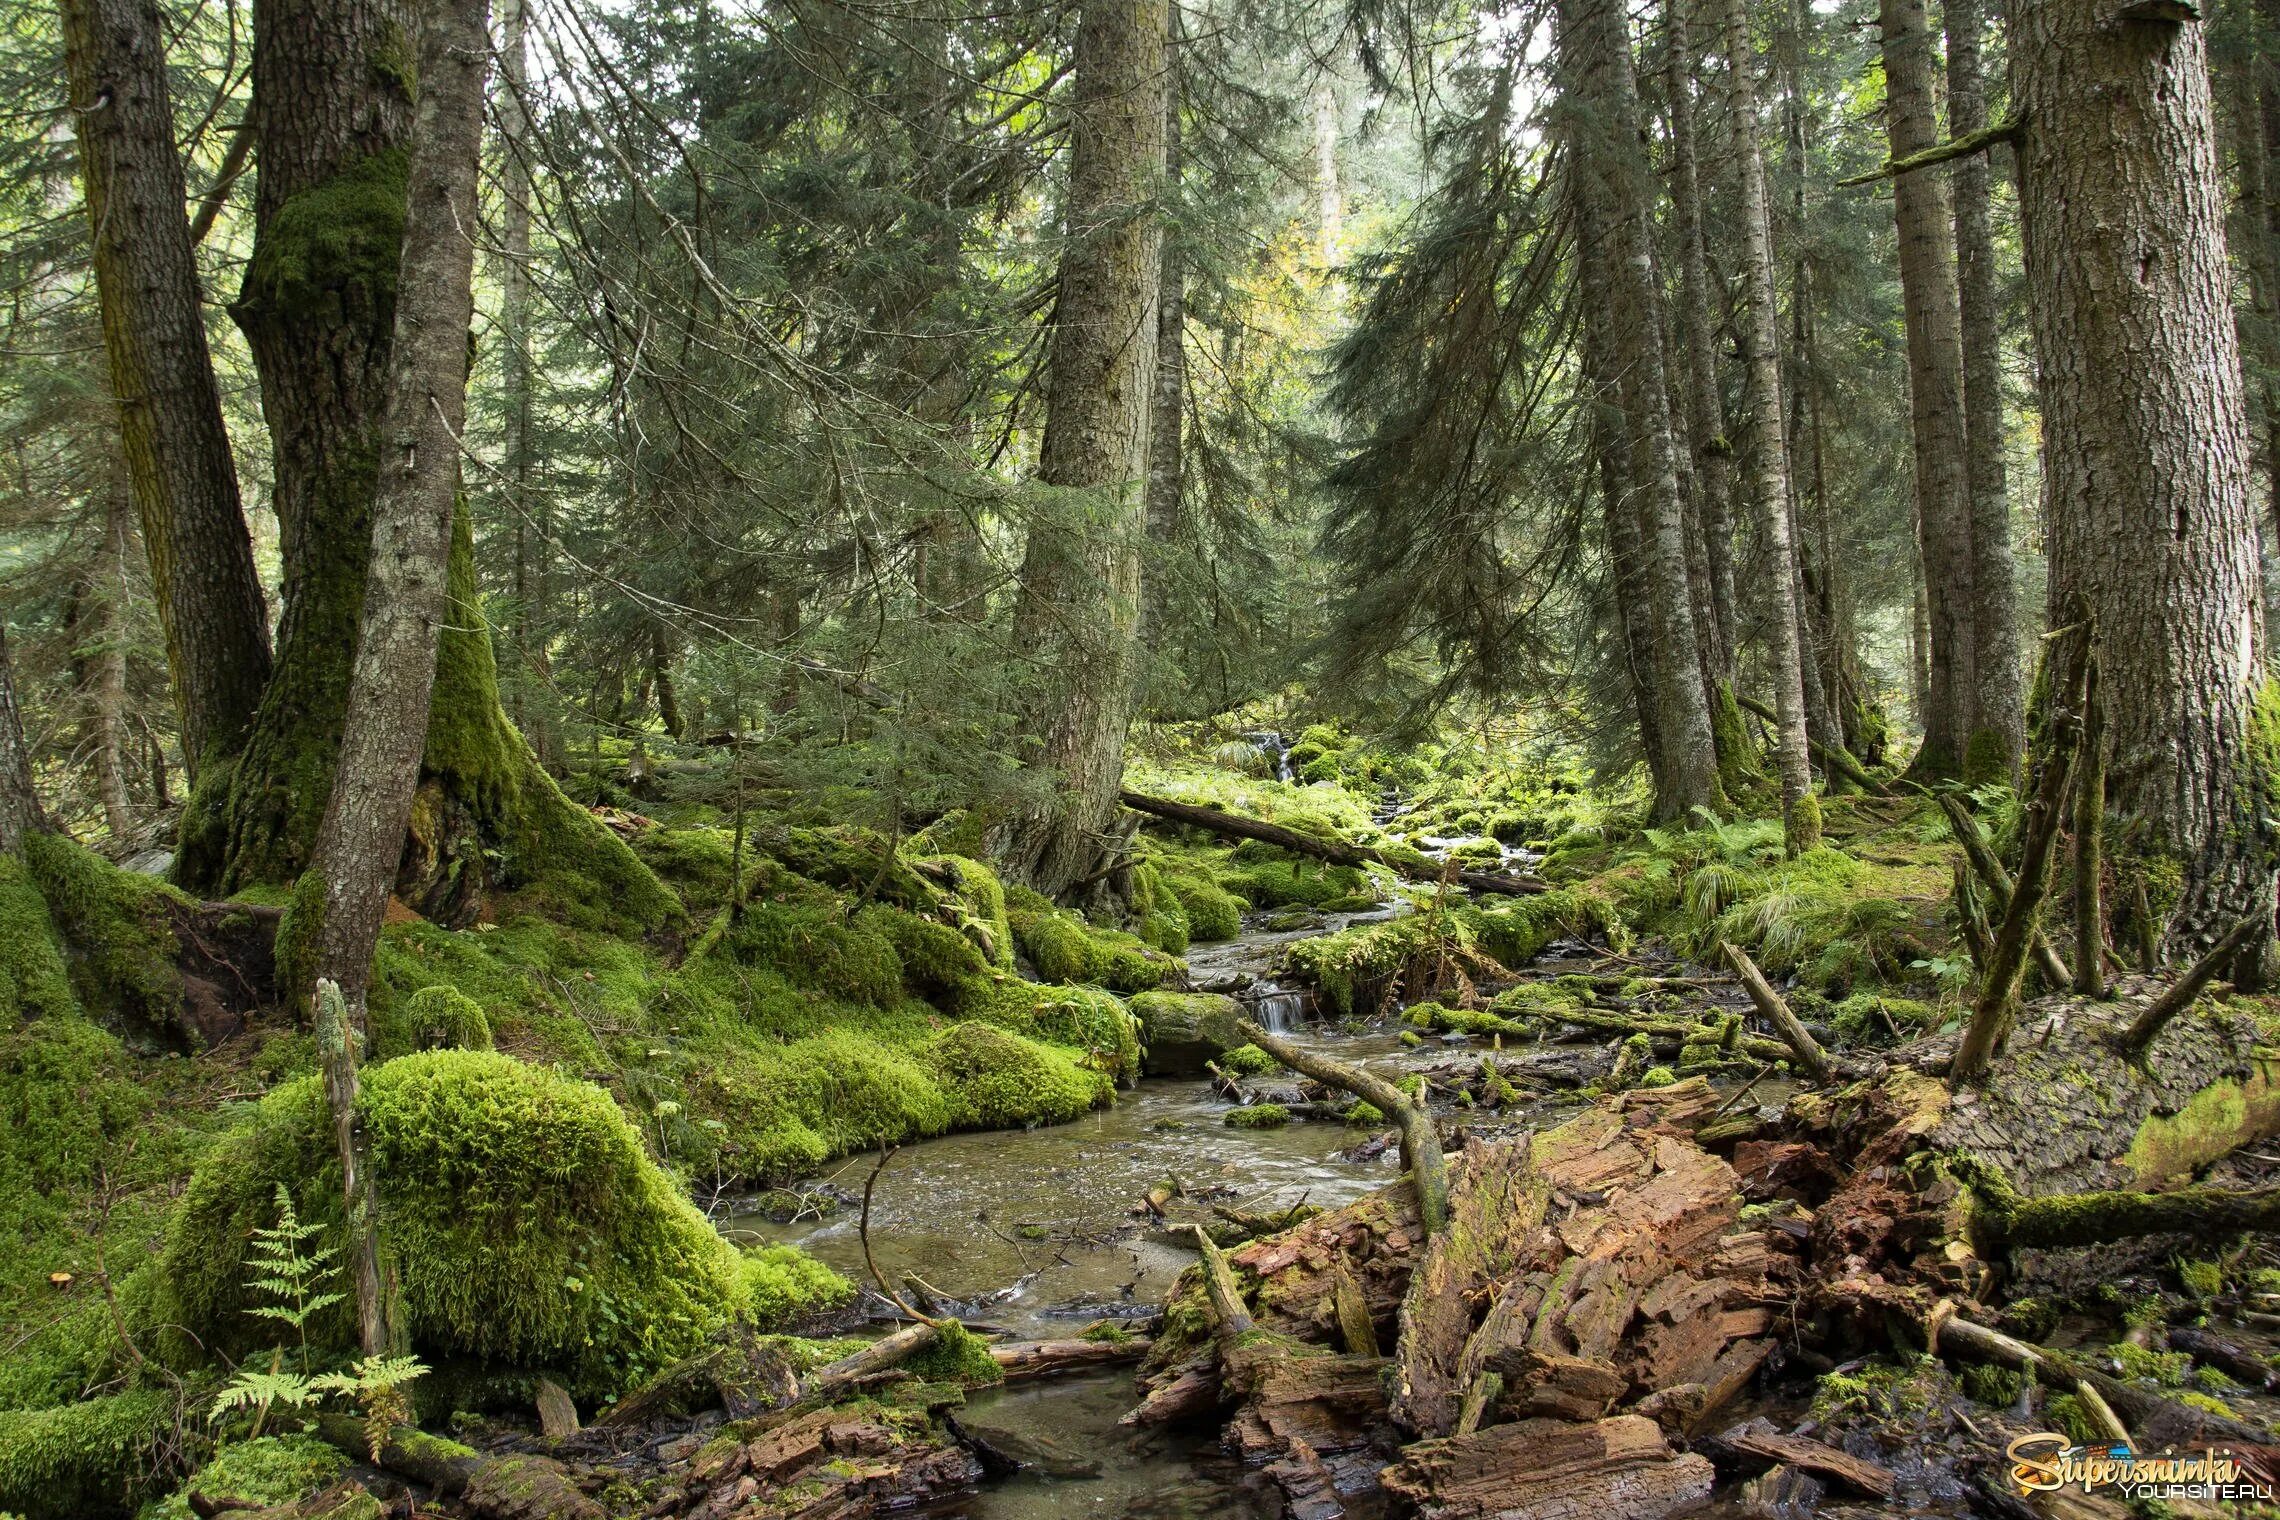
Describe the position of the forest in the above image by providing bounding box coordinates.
[4,0,2280,1512]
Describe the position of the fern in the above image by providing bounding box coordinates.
[243,1183,341,1373]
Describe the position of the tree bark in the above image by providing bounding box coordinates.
[1661,0,1737,685]
[1561,0,1725,823]
[1000,0,1169,897]
[89,473,138,841]
[1878,0,1979,781]
[2012,0,2279,962]
[1141,22,1185,651]
[304,0,492,1015]
[1718,0,1818,853]
[63,0,273,782]
[0,624,45,854]
[1945,0,2025,778]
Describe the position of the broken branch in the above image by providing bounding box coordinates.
[1720,942,1828,1080]
[2116,912,2266,1055]
[1237,1017,1449,1236]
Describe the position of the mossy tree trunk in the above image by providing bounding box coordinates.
[63,0,273,781]
[171,0,673,947]
[304,0,491,1018]
[999,0,1170,898]
[2011,0,2280,965]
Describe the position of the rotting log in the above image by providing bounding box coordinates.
[1931,1312,2269,1448]
[2116,912,2265,1055]
[1469,994,1793,1065]
[1734,694,1885,795]
[990,1335,1153,1381]
[2167,1326,2280,1392]
[1120,788,1547,896]
[1964,1167,2280,1252]
[1380,1414,1717,1520]
[801,1320,941,1404]
[1240,1017,1449,1235]
[1720,943,1828,1080]
[312,1416,602,1520]
[1189,1224,1257,1337]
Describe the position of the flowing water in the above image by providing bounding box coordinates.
[734,815,1557,1518]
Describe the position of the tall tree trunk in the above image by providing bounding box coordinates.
[1661,0,1738,684]
[1001,0,1169,896]
[1946,0,2026,778]
[0,623,44,854]
[1561,0,1725,823]
[63,0,273,781]
[1878,0,1979,780]
[2012,0,2278,960]
[1142,23,1185,650]
[91,468,138,841]
[305,0,492,1018]
[1719,0,1818,851]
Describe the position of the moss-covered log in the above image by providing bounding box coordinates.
[1963,1165,2280,1252]
[1120,789,1547,896]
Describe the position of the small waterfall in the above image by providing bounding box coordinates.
[1243,729,1296,783]
[1248,985,1308,1033]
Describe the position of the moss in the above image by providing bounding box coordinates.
[2176,1389,2241,1420]
[2108,1341,2191,1387]
[147,1436,349,1520]
[22,833,183,1034]
[856,904,989,1008]
[1005,888,1174,992]
[156,1051,745,1397]
[692,1029,953,1179]
[0,1018,148,1237]
[931,856,1012,971]
[2176,1259,2224,1301]
[399,984,492,1052]
[2044,1392,2102,1448]
[961,981,1140,1081]
[1284,912,1481,1018]
[1962,726,2016,787]
[271,869,327,1015]
[1221,857,1369,911]
[0,1388,170,1520]
[1468,887,1625,965]
[761,827,935,912]
[1161,869,1242,942]
[921,1023,1109,1130]
[1784,790,1823,856]
[1711,684,1763,795]
[736,1246,854,1330]
[1218,1043,1275,1076]
[722,902,905,1007]
[2120,1062,2280,1187]
[629,828,739,911]
[1343,1100,1384,1126]
[0,856,75,1029]
[1224,1103,1290,1129]
[1126,863,1191,955]
[903,1321,1002,1386]
[1640,1065,1676,1088]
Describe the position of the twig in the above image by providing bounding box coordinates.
[858,1146,943,1328]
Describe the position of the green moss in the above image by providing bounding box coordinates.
[1962,727,2015,787]
[1467,887,1625,965]
[1161,870,1242,942]
[2120,1062,2280,1187]
[156,1051,745,1396]
[922,1023,1109,1130]
[2044,1392,2102,1448]
[147,1436,349,1520]
[0,1388,170,1520]
[736,1246,854,1330]
[629,828,739,911]
[1218,1043,1275,1076]
[22,833,183,1035]
[2108,1341,2191,1387]
[1223,857,1369,911]
[0,857,74,1029]
[1284,912,1480,1017]
[237,150,408,336]
[961,981,1140,1081]
[692,1030,953,1179]
[722,902,905,1007]
[931,856,1012,971]
[1711,684,1764,795]
[1640,1066,1676,1088]
[1957,1362,2027,1409]
[400,984,492,1051]
[0,1018,148,1237]
[903,1321,1002,1386]
[270,870,327,1015]
[761,827,935,912]
[1224,1103,1290,1129]
[1005,888,1174,992]
[2177,1259,2225,1301]
[1343,1100,1384,1125]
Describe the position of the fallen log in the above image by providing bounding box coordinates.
[989,1335,1151,1381]
[1721,943,1828,1080]
[1120,788,1547,896]
[1931,1312,2270,1448]
[801,1320,941,1403]
[1238,1017,1449,1235]
[1712,1421,1897,1499]
[1735,693,1884,795]
[1469,992,1794,1066]
[2167,1325,2280,1392]
[1965,1169,2280,1253]
[312,1416,603,1520]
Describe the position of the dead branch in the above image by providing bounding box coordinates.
[2116,912,2266,1055]
[1720,943,1828,1079]
[1237,1017,1450,1236]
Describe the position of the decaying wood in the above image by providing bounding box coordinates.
[645,1403,981,1520]
[1972,1174,2280,1251]
[1711,1421,1897,1498]
[801,1320,941,1404]
[1333,1264,1379,1356]
[1380,1414,1716,1520]
[2117,911,2264,1054]
[314,980,396,1357]
[1121,787,1548,895]
[1932,1311,2269,1447]
[1720,942,1828,1079]
[1239,1016,1450,1236]
[1391,1135,1550,1436]
[989,1335,1153,1381]
[2167,1325,2280,1391]
[1464,995,1793,1066]
[1190,1223,1257,1336]
[312,1415,602,1520]
[594,1324,800,1426]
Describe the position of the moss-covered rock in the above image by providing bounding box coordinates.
[720,902,905,1007]
[737,1245,855,1330]
[1005,888,1176,992]
[1224,1103,1290,1129]
[921,1023,1110,1130]
[1128,991,1246,1077]
[0,1388,170,1520]
[155,1051,752,1395]
[399,984,493,1051]
[146,1435,349,1520]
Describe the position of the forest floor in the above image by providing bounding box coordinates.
[3,719,2278,1518]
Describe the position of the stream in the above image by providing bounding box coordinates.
[732,837,1574,1519]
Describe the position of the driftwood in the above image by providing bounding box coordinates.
[1239,1016,1450,1235]
[1720,943,1828,1079]
[1711,1422,1897,1498]
[2117,912,2265,1054]
[312,1416,603,1520]
[1120,788,1547,896]
[1734,693,1885,794]
[988,1335,1152,1381]
[1190,1224,1257,1336]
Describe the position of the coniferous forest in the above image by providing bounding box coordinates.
[8,0,2280,1511]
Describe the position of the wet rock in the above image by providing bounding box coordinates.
[950,1415,1104,1478]
[1129,991,1247,1076]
